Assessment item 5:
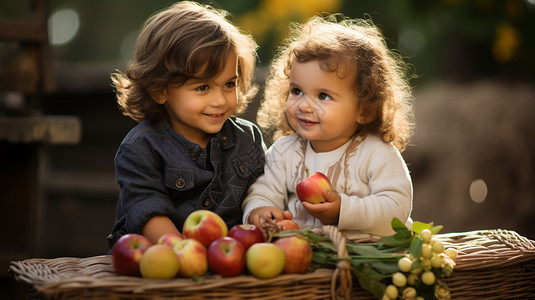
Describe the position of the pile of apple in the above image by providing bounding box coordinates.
[111,210,312,280]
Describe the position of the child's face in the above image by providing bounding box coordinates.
[155,53,238,147]
[286,59,363,152]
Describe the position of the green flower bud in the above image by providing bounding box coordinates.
[422,271,436,285]
[407,274,418,286]
[420,229,432,243]
[393,272,407,287]
[421,244,432,259]
[432,241,445,254]
[445,248,458,260]
[398,257,412,272]
[385,284,398,299]
[431,255,443,268]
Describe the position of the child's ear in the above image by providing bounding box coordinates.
[151,90,167,104]
[357,106,375,124]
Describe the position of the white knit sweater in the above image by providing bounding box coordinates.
[242,133,413,239]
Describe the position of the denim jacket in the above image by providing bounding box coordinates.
[107,117,266,249]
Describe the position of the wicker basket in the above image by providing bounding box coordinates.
[10,226,359,300]
[9,227,535,300]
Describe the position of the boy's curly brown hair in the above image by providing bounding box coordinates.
[112,1,258,123]
[258,15,414,151]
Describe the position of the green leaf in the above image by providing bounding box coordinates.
[380,235,410,247]
[351,264,388,299]
[350,259,400,274]
[411,221,432,233]
[410,236,423,258]
[391,217,408,232]
[412,221,444,235]
[346,244,395,257]
[430,225,443,235]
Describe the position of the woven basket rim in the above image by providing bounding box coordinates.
[9,228,535,300]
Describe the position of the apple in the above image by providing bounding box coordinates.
[277,219,300,231]
[296,171,332,204]
[274,236,313,274]
[173,238,208,278]
[228,224,265,250]
[139,244,179,279]
[112,233,152,277]
[207,237,246,277]
[158,232,184,247]
[183,210,228,247]
[246,242,285,279]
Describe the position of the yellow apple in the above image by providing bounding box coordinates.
[246,243,285,279]
[139,244,179,279]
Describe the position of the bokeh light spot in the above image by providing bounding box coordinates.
[469,179,488,203]
[48,9,80,46]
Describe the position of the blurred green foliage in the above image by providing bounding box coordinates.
[1,0,534,83]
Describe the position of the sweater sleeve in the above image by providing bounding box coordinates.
[337,140,413,236]
[242,138,289,224]
[109,141,178,246]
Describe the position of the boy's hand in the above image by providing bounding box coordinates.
[301,189,341,225]
[248,207,293,228]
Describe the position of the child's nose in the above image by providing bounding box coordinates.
[211,89,227,106]
[298,96,316,113]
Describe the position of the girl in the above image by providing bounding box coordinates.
[107,1,265,248]
[243,15,414,239]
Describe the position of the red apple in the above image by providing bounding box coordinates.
[228,224,265,250]
[274,236,313,274]
[157,232,184,247]
[183,210,228,247]
[173,238,208,278]
[296,171,332,204]
[277,219,300,231]
[246,242,285,279]
[207,237,245,277]
[112,233,152,277]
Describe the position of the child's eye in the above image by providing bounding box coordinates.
[225,81,236,89]
[195,85,209,92]
[290,88,303,96]
[318,93,332,101]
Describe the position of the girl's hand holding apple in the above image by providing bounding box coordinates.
[300,189,341,225]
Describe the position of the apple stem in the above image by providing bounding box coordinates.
[305,168,310,177]
[267,231,275,243]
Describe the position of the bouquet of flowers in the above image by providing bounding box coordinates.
[275,218,457,300]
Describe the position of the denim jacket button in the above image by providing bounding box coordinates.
[239,165,246,174]
[202,198,211,207]
[175,177,186,189]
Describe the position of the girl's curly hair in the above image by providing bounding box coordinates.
[258,15,414,151]
[112,1,258,123]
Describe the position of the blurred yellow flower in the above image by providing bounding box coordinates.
[492,22,521,63]
[237,0,341,43]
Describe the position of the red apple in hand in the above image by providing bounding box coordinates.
[112,233,152,277]
[173,239,208,278]
[274,236,313,274]
[228,224,265,250]
[296,170,332,204]
[277,219,300,231]
[183,210,228,247]
[208,237,245,277]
